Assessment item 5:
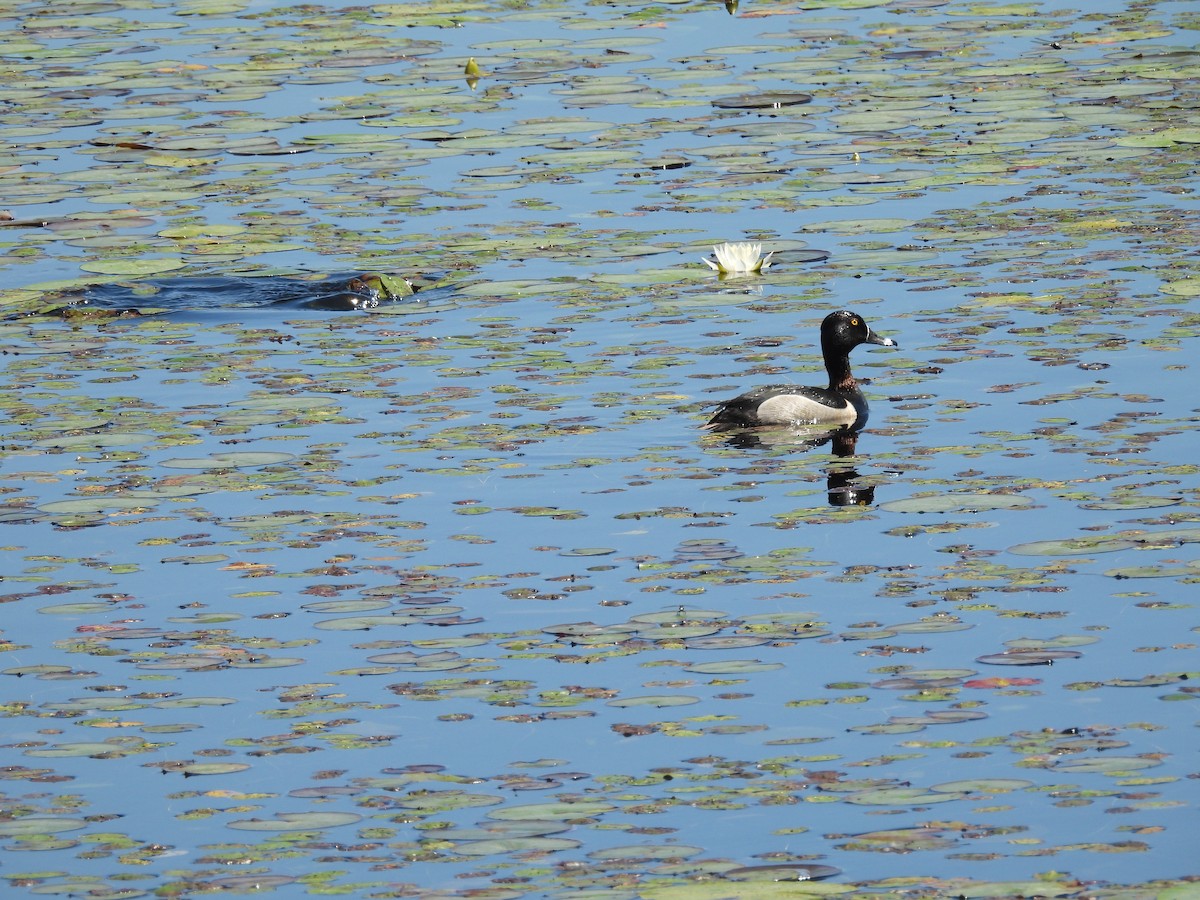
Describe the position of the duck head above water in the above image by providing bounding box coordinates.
[703,310,898,432]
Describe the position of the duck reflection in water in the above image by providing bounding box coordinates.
[702,310,897,507]
[716,426,877,506]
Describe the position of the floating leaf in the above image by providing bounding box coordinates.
[314,615,419,631]
[175,763,251,776]
[79,258,186,275]
[37,498,150,515]
[0,817,87,836]
[1105,565,1197,579]
[226,812,362,832]
[158,452,297,469]
[712,92,813,109]
[880,494,1035,514]
[684,660,785,674]
[1009,536,1138,556]
[844,787,967,805]
[34,432,156,450]
[683,635,771,649]
[929,779,1032,793]
[1052,756,1162,775]
[606,695,700,708]
[488,801,616,821]
[977,650,1083,666]
[456,835,582,855]
[723,864,841,881]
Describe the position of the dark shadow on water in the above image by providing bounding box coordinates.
[22,273,455,319]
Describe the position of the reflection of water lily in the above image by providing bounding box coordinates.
[703,241,773,275]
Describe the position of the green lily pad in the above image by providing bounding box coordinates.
[25,742,137,758]
[175,763,252,776]
[1081,496,1181,510]
[453,836,582,856]
[314,615,419,630]
[226,812,363,832]
[3,664,74,677]
[394,792,504,812]
[606,695,700,708]
[37,603,117,615]
[954,883,1076,899]
[487,801,616,821]
[79,258,187,276]
[135,656,230,671]
[684,660,785,674]
[229,657,305,669]
[1105,565,1197,579]
[1009,536,1138,555]
[225,513,314,529]
[800,217,917,234]
[880,494,1035,514]
[152,697,237,709]
[302,599,393,613]
[848,723,926,735]
[722,863,841,881]
[1005,635,1098,649]
[630,609,729,624]
[0,817,87,836]
[158,452,297,469]
[633,625,723,640]
[126,485,216,499]
[977,650,1083,666]
[34,432,156,450]
[37,498,151,515]
[1052,756,1162,774]
[929,778,1033,793]
[682,635,772,649]
[844,787,967,805]
[887,621,972,634]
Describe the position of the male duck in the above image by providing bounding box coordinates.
[703,310,897,431]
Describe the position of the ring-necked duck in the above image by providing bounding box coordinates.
[703,310,897,431]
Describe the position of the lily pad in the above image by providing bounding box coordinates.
[175,763,252,776]
[488,801,616,821]
[34,432,156,450]
[684,660,785,674]
[880,494,1034,514]
[37,498,150,514]
[606,695,700,708]
[79,258,186,276]
[158,452,297,469]
[0,817,87,836]
[453,836,582,855]
[723,864,841,881]
[976,650,1083,666]
[1051,756,1163,775]
[1009,536,1138,555]
[226,812,363,832]
[929,779,1033,793]
[844,787,967,805]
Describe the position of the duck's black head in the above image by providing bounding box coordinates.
[821,310,898,356]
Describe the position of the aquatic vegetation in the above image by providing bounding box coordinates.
[0,0,1198,896]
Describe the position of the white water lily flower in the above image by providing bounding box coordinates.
[703,241,774,275]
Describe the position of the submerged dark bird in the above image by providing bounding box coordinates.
[703,310,897,432]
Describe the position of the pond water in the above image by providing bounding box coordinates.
[1,0,1199,897]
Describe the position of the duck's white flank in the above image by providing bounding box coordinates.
[754,392,856,427]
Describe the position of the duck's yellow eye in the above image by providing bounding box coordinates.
[851,317,859,325]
